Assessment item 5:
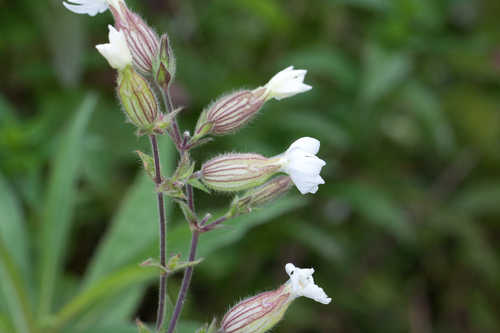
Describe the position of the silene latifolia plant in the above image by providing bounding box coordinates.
[64,1,331,332]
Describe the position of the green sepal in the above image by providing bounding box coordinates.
[136,150,156,180]
[152,107,182,135]
[156,179,185,199]
[188,178,211,194]
[196,318,217,333]
[191,119,213,145]
[136,319,152,333]
[153,34,176,90]
[175,200,199,231]
[140,256,203,275]
[173,152,195,181]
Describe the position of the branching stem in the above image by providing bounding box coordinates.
[150,135,168,332]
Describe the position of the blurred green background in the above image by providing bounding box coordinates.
[1,0,500,332]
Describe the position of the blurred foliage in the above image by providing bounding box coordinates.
[1,0,500,332]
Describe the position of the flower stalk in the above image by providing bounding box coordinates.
[149,135,168,331]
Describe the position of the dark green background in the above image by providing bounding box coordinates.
[1,0,500,332]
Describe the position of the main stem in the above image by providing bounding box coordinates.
[150,135,168,332]
[160,86,201,333]
[166,185,199,333]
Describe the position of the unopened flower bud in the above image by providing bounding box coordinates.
[110,2,160,75]
[194,88,267,138]
[219,263,330,333]
[232,176,293,215]
[118,67,160,133]
[201,154,281,192]
[154,34,176,90]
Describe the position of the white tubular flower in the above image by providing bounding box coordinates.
[285,263,331,305]
[62,0,122,16]
[279,137,326,194]
[95,25,132,70]
[63,0,123,16]
[264,66,312,100]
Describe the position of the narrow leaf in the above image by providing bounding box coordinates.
[52,265,157,330]
[38,94,97,316]
[0,238,36,333]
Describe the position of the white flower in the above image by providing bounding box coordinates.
[264,66,312,100]
[62,0,122,16]
[285,263,331,305]
[279,137,326,194]
[95,25,132,70]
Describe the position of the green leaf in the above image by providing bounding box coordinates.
[136,150,156,180]
[76,136,175,324]
[83,136,175,285]
[451,182,500,216]
[52,265,158,330]
[328,0,390,11]
[0,173,30,289]
[0,238,36,333]
[330,182,414,243]
[38,94,97,316]
[360,45,411,105]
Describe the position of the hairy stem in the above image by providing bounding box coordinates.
[167,184,198,333]
[201,215,228,232]
[158,85,201,333]
[150,135,168,332]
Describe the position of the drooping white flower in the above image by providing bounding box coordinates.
[95,25,132,70]
[264,66,312,100]
[285,263,331,305]
[279,137,326,194]
[62,0,123,16]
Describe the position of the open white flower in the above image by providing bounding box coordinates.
[95,25,132,70]
[285,263,331,305]
[264,66,312,100]
[62,0,123,16]
[279,137,326,194]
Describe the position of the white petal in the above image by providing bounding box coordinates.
[63,0,109,16]
[95,25,132,70]
[286,137,320,155]
[264,66,312,100]
[281,137,325,194]
[285,263,331,305]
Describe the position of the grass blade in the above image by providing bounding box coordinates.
[0,238,36,333]
[38,94,97,317]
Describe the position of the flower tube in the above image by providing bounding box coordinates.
[219,263,331,333]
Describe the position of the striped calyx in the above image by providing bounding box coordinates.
[110,2,160,75]
[219,284,291,333]
[219,263,331,333]
[193,87,267,140]
[154,34,176,90]
[231,175,293,216]
[118,66,160,133]
[201,153,281,192]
